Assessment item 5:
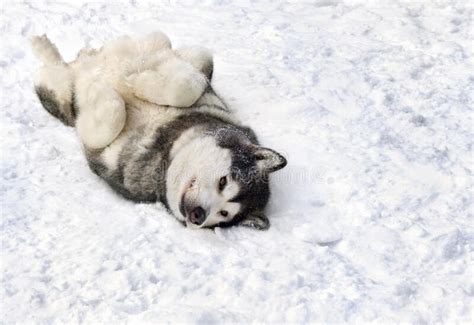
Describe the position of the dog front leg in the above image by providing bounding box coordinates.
[126,56,207,108]
[175,46,214,81]
[76,81,126,149]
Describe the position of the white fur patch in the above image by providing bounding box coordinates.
[100,134,129,170]
[169,127,203,160]
[166,135,242,227]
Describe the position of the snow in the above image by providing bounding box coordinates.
[1,0,473,323]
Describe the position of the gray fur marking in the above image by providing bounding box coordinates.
[35,86,75,126]
[87,111,258,208]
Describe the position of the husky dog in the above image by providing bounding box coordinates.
[30,32,287,230]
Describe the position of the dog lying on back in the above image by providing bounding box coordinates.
[31,31,287,230]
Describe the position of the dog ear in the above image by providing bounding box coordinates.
[239,211,270,230]
[254,147,287,173]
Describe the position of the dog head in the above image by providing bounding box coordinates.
[166,127,286,230]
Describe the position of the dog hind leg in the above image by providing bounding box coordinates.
[31,35,76,126]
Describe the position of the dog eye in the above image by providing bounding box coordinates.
[220,210,228,217]
[218,176,227,191]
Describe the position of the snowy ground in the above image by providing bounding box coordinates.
[1,0,473,323]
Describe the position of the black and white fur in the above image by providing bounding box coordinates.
[31,32,287,230]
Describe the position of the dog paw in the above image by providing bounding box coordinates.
[139,31,172,53]
[166,68,207,107]
[78,95,126,150]
[125,70,167,105]
[176,46,214,80]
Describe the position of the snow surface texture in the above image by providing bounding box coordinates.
[1,0,473,323]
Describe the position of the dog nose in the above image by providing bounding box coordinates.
[189,206,206,225]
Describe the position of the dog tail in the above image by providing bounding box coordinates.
[31,35,76,127]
